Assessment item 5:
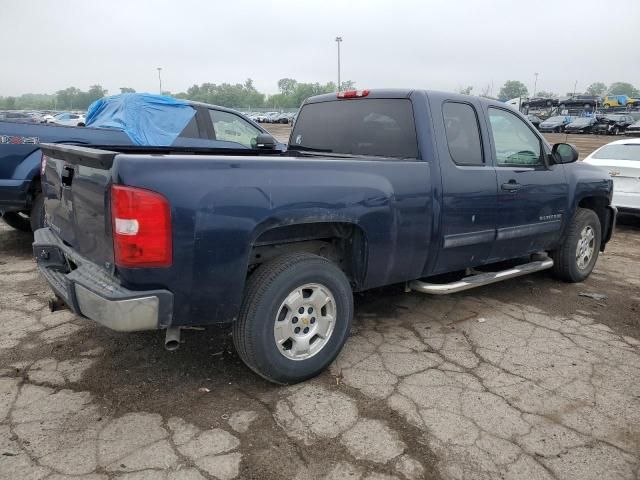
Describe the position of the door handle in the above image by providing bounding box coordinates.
[501,180,521,192]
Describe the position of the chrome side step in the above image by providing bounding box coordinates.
[408,258,554,295]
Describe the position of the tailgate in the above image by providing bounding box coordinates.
[41,144,118,269]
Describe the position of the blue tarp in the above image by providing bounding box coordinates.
[85,93,196,146]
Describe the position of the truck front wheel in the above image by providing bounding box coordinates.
[233,253,353,384]
[550,208,601,282]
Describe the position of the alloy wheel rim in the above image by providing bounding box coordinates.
[576,225,595,270]
[273,283,336,361]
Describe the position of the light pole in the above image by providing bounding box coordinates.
[533,72,538,97]
[335,36,342,91]
[157,67,163,94]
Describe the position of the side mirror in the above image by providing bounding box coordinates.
[255,133,277,150]
[552,143,579,164]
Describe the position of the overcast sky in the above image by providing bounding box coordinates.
[1,0,639,97]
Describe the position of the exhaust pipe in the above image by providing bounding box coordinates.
[164,327,181,351]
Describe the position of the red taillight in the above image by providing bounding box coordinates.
[111,185,172,268]
[40,153,47,177]
[337,89,370,99]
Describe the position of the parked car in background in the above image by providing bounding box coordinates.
[602,95,639,109]
[593,114,635,135]
[41,113,57,123]
[526,114,543,129]
[522,97,558,109]
[565,116,598,134]
[47,112,86,126]
[558,95,601,111]
[0,111,39,123]
[272,112,295,124]
[255,112,279,122]
[26,112,45,123]
[0,95,281,232]
[584,138,640,215]
[267,112,282,123]
[33,89,615,384]
[539,115,573,132]
[625,120,640,137]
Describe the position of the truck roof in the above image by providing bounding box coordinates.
[304,89,508,110]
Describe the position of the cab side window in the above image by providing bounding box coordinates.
[488,108,542,167]
[442,102,483,166]
[209,110,262,148]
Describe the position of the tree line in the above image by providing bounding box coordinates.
[0,78,356,111]
[487,80,639,102]
[2,78,637,111]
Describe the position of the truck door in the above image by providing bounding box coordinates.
[429,99,498,274]
[485,106,568,261]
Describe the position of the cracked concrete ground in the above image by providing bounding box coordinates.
[1,219,639,479]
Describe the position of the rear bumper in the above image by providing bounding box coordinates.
[617,207,640,216]
[612,191,640,214]
[33,227,173,332]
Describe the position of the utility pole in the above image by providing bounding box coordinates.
[335,36,342,91]
[533,72,538,97]
[157,67,163,95]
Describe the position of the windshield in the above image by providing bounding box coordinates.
[592,144,640,161]
[544,116,567,123]
[291,99,419,158]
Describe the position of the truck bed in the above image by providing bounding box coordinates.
[39,141,433,326]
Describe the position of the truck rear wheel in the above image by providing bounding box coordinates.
[550,208,601,282]
[1,211,31,232]
[233,253,353,384]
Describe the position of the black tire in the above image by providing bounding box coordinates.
[233,253,353,384]
[1,211,31,232]
[555,127,562,133]
[550,208,601,283]
[29,192,45,231]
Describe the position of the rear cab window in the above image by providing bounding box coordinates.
[442,102,484,165]
[291,98,419,159]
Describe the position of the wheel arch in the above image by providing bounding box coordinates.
[577,196,610,250]
[248,220,369,290]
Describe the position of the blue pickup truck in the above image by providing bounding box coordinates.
[33,89,616,384]
[0,96,280,231]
